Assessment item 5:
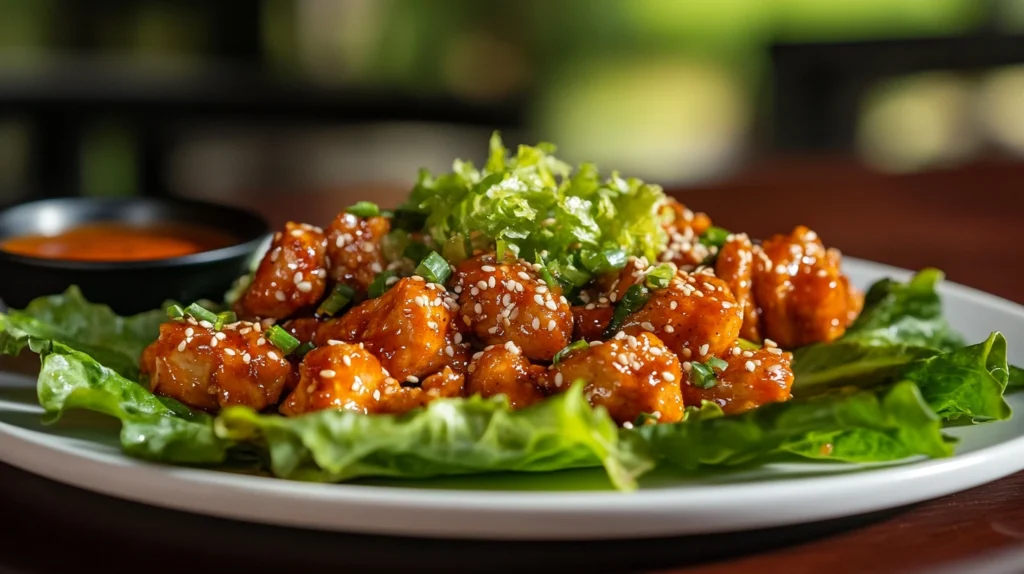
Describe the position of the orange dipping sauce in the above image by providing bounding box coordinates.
[0,222,236,262]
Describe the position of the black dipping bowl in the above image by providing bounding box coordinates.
[0,197,269,315]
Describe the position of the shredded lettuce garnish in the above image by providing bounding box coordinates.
[396,132,668,286]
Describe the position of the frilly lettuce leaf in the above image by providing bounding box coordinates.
[0,286,165,379]
[843,268,964,351]
[215,381,651,490]
[37,342,231,463]
[635,381,952,470]
[399,132,667,275]
[793,271,1013,424]
[1009,366,1024,392]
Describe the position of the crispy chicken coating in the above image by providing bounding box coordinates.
[450,254,572,362]
[658,199,713,268]
[682,345,794,415]
[317,277,469,381]
[714,233,760,341]
[279,341,390,416]
[378,366,466,414]
[141,319,292,412]
[465,344,546,409]
[540,332,684,424]
[236,222,328,320]
[325,212,390,293]
[620,270,742,362]
[752,226,861,348]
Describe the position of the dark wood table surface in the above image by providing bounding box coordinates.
[1,157,1023,573]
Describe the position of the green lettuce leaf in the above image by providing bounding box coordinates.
[37,342,231,463]
[1009,366,1024,392]
[398,132,668,278]
[635,381,952,470]
[215,381,651,491]
[0,286,165,379]
[843,268,964,351]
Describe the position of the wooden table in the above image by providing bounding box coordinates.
[1,158,1022,573]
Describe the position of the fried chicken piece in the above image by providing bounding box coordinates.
[279,341,390,416]
[540,332,684,424]
[465,344,546,409]
[753,226,861,348]
[450,254,572,362]
[682,345,794,415]
[235,222,328,320]
[325,211,390,294]
[141,319,293,412]
[714,233,760,341]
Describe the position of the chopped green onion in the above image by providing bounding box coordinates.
[633,412,660,426]
[368,270,399,298]
[688,361,718,389]
[707,356,729,371]
[538,266,557,288]
[415,251,452,284]
[548,260,591,288]
[166,304,185,320]
[580,248,627,274]
[553,340,590,364]
[737,338,760,351]
[317,284,356,316]
[346,201,381,218]
[495,238,520,260]
[380,209,395,218]
[644,263,675,290]
[295,341,316,358]
[184,303,218,325]
[266,325,300,354]
[602,284,650,338]
[214,311,237,330]
[699,226,730,249]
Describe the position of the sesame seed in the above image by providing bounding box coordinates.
[547,319,557,331]
[257,338,266,346]
[293,271,303,284]
[361,242,375,253]
[699,344,709,356]
[328,339,342,346]
[290,229,304,237]
[481,265,496,272]
[176,340,187,352]
[320,369,337,378]
[474,303,483,314]
[268,351,280,361]
[274,290,286,301]
[517,271,531,281]
[297,281,313,293]
[554,372,564,387]
[406,375,419,383]
[545,300,557,311]
[427,321,438,330]
[488,276,496,288]
[722,301,733,309]
[199,320,213,329]
[665,325,675,333]
[531,317,540,330]
[477,281,488,290]
[682,362,692,372]
[242,353,251,364]
[215,332,226,340]
[504,341,520,354]
[745,360,756,372]
[641,321,655,332]
[209,337,218,348]
[767,347,783,355]
[683,348,692,358]
[617,354,629,366]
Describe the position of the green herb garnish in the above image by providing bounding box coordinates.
[346,201,381,218]
[603,284,650,338]
[415,251,452,284]
[184,303,218,326]
[553,340,590,364]
[317,284,356,317]
[689,361,719,389]
[644,263,675,290]
[368,270,399,298]
[266,325,300,355]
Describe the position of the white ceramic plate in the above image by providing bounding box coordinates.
[0,257,1021,540]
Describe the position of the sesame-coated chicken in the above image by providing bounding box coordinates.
[450,255,573,362]
[540,332,684,424]
[279,341,390,416]
[658,199,713,268]
[379,366,466,414]
[571,304,614,342]
[235,222,328,321]
[317,277,469,382]
[141,319,292,412]
[682,344,794,415]
[620,269,742,362]
[465,344,546,409]
[325,212,390,294]
[714,233,760,341]
[752,226,862,348]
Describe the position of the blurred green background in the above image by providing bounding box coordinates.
[1,0,1023,203]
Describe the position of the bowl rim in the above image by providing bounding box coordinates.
[0,196,271,270]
